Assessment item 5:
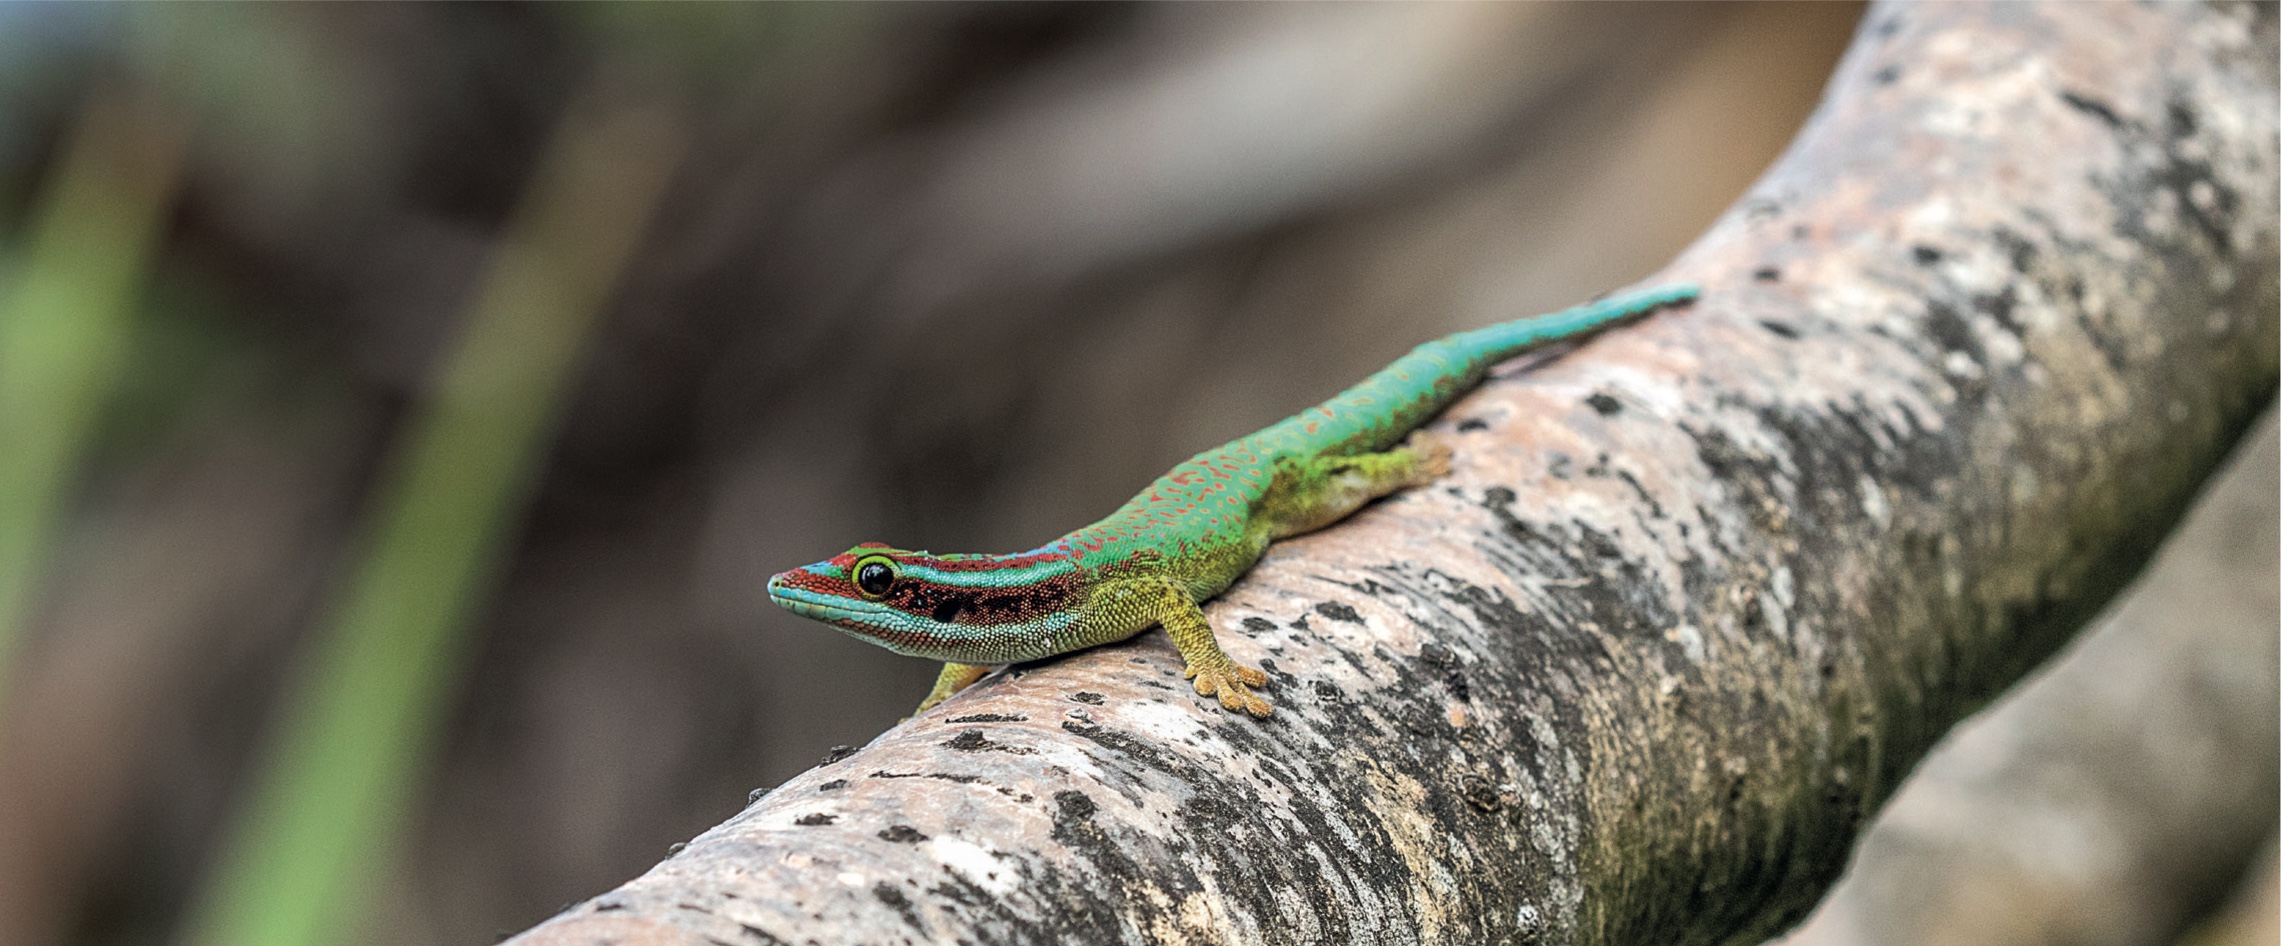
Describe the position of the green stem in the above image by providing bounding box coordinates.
[0,87,182,727]
[183,89,683,946]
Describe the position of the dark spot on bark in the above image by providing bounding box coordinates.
[1744,197,1783,219]
[1444,665,1473,702]
[668,842,689,857]
[873,882,926,932]
[879,824,930,843]
[1311,679,1344,703]
[1241,616,1277,633]
[1792,223,1811,240]
[2166,99,2197,136]
[1911,244,1944,265]
[595,901,626,912]
[948,713,1026,723]
[1753,266,1782,282]
[927,876,1001,910]
[1070,691,1105,705]
[1875,14,1902,37]
[1315,601,1363,623]
[1547,453,1574,479]
[1992,227,2041,274]
[1974,288,2024,335]
[820,745,857,765]
[794,813,836,826]
[1587,392,1623,416]
[1415,643,1473,701]
[1873,64,1900,85]
[747,785,773,803]
[1615,470,1666,519]
[737,925,786,946]
[818,779,847,791]
[2060,89,2126,128]
[1463,774,1503,811]
[1759,320,1800,339]
[1054,790,1096,823]
[1457,417,1490,432]
[1924,301,1980,356]
[945,729,1032,753]
[677,900,710,913]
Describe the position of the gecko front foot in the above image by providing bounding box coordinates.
[1185,662,1272,717]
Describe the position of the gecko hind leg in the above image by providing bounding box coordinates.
[1146,581,1271,717]
[1259,432,1452,540]
[914,661,993,716]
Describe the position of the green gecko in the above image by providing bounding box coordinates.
[768,285,1698,718]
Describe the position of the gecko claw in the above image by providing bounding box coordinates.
[1185,663,1273,717]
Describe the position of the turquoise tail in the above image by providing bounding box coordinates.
[1445,283,1699,358]
[1251,284,1699,457]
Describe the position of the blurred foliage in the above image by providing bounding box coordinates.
[182,87,683,946]
[0,86,180,725]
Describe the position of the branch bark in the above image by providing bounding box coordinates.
[507,3,2278,944]
[1775,414,2278,946]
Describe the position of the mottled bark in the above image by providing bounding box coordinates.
[506,3,2278,945]
[1776,416,2278,946]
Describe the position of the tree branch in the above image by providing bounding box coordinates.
[1777,415,2278,946]
[506,2,2278,944]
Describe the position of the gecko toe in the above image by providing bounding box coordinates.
[1234,690,1272,717]
[1189,664,1273,717]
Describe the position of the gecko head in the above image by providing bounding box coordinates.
[767,542,1083,663]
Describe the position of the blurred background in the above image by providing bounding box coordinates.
[0,4,2266,946]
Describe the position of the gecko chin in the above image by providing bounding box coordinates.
[767,567,893,631]
[767,563,967,660]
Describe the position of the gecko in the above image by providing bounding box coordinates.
[767,284,1698,718]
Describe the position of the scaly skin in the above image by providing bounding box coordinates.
[768,285,1698,717]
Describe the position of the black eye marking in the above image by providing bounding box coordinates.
[932,598,969,624]
[855,557,896,599]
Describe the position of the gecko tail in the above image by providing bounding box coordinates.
[1249,283,1698,457]
[1448,283,1699,360]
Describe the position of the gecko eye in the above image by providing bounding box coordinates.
[853,556,896,599]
